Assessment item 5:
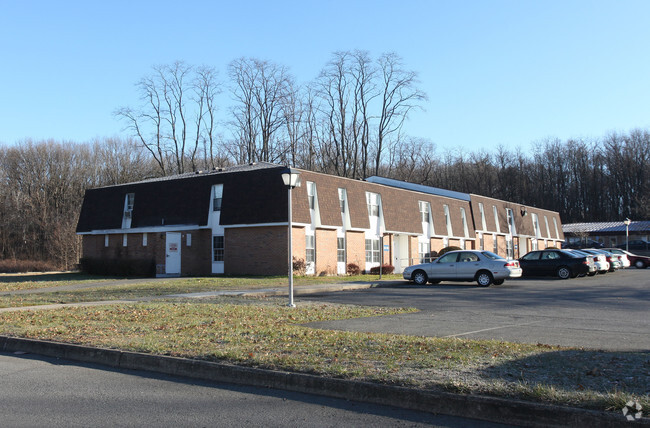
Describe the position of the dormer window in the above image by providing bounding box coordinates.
[126,193,134,211]
[122,193,135,228]
[366,192,379,217]
[419,201,430,223]
[307,182,316,210]
[212,184,223,212]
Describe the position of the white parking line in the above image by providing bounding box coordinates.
[443,320,546,338]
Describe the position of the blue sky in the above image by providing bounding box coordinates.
[1,0,649,153]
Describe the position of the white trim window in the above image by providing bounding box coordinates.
[306,235,315,263]
[493,205,501,233]
[553,218,560,239]
[506,208,516,235]
[544,216,551,238]
[186,233,192,247]
[460,207,469,238]
[337,237,345,263]
[366,192,379,217]
[212,185,223,212]
[307,181,316,210]
[213,236,224,261]
[142,233,148,247]
[122,234,127,247]
[365,238,380,263]
[418,241,431,263]
[443,205,453,236]
[531,213,541,238]
[478,202,487,231]
[419,201,430,223]
[104,234,109,247]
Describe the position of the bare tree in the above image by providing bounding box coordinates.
[115,61,222,175]
[375,53,427,175]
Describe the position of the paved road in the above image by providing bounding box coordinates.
[0,352,509,428]
[303,269,650,351]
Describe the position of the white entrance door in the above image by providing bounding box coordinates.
[166,232,181,275]
[393,235,409,273]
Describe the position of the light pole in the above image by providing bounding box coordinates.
[624,218,631,252]
[281,167,301,308]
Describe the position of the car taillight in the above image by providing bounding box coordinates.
[505,261,519,268]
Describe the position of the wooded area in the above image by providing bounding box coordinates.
[1,129,648,270]
[1,54,648,269]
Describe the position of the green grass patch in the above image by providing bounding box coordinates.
[0,298,646,412]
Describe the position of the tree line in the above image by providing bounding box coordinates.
[1,129,648,270]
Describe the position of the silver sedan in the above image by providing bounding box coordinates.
[403,250,522,287]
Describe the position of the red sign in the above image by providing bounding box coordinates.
[169,243,178,252]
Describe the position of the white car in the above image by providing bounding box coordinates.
[602,248,631,268]
[580,249,610,273]
[403,250,522,287]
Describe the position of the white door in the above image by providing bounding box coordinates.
[393,235,409,273]
[166,232,181,275]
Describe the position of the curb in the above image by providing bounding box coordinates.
[1,336,645,427]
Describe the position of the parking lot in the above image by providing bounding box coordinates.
[304,269,650,351]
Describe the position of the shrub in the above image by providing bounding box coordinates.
[292,257,306,276]
[79,258,155,277]
[346,263,361,275]
[0,259,58,273]
[437,246,462,257]
[369,264,394,275]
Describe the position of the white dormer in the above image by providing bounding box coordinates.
[306,181,321,228]
[338,188,351,230]
[122,193,134,229]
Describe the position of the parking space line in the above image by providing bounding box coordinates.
[443,320,546,338]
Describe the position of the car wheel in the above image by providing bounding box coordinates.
[557,266,571,279]
[412,270,428,285]
[476,271,493,287]
[493,279,504,285]
[635,260,647,269]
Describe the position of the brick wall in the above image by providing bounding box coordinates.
[226,226,288,275]
[315,229,337,275]
[346,231,365,270]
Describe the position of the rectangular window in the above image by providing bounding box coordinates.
[460,207,469,238]
[419,201,430,223]
[142,233,148,247]
[532,213,540,238]
[443,205,453,236]
[186,233,192,247]
[419,241,430,263]
[212,184,223,211]
[122,234,127,247]
[544,216,551,238]
[338,188,347,214]
[493,235,498,254]
[104,234,109,247]
[365,238,380,263]
[478,202,487,231]
[506,208,516,235]
[366,192,379,217]
[337,237,345,263]
[213,236,224,262]
[493,205,501,233]
[479,234,485,250]
[126,193,135,211]
[306,235,315,263]
[307,181,316,210]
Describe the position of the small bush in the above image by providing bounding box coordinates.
[0,259,58,273]
[438,246,462,256]
[346,263,361,275]
[292,257,306,276]
[369,264,394,275]
[79,258,155,277]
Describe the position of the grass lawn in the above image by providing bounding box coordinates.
[0,296,647,413]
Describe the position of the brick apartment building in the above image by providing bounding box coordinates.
[76,162,565,276]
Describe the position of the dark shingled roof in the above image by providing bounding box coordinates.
[76,162,289,233]
[563,221,650,234]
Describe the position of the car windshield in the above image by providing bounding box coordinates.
[481,251,504,260]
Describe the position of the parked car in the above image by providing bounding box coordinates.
[564,249,598,276]
[604,248,650,269]
[616,239,650,251]
[402,250,522,287]
[579,249,611,274]
[601,248,630,268]
[518,249,591,279]
[586,249,622,271]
